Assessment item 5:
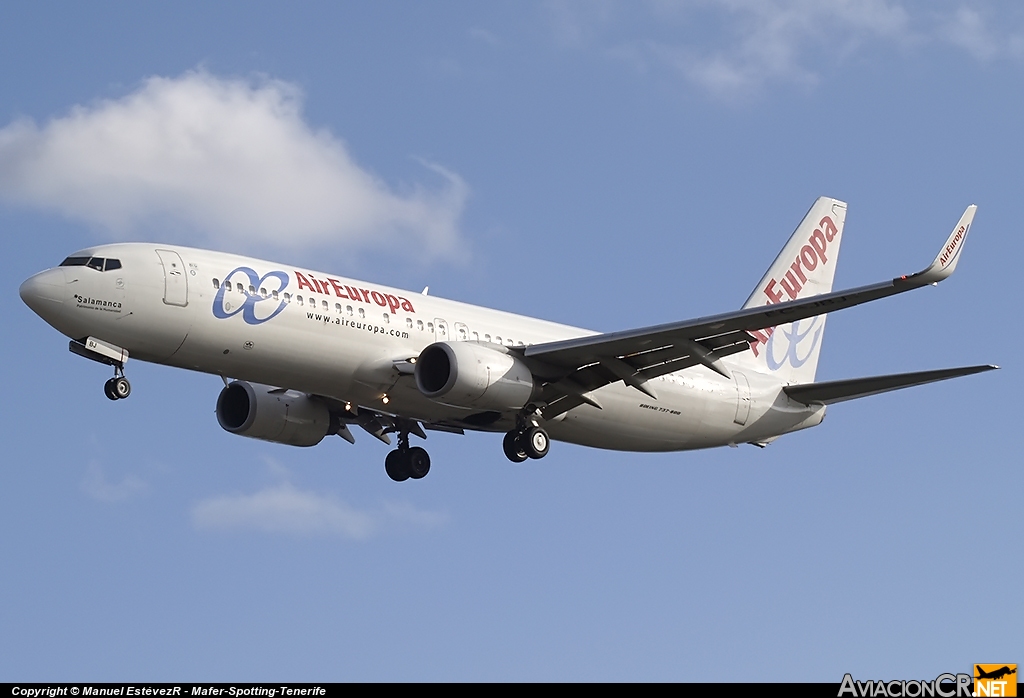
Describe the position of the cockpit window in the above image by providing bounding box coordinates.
[60,256,123,272]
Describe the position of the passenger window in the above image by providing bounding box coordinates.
[248,285,256,295]
[417,320,424,331]
[272,290,279,300]
[358,308,365,318]
[87,258,104,271]
[484,334,491,342]
[284,293,291,303]
[406,318,413,329]
[297,295,304,305]
[506,338,514,346]
[472,332,479,341]
[322,300,328,310]
[346,305,353,316]
[335,303,342,313]
[236,283,244,293]
[495,336,502,344]
[213,278,220,289]
[104,259,122,271]
[383,313,390,323]
[260,288,268,298]
[427,322,434,332]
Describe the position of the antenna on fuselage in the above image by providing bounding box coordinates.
[421,286,429,296]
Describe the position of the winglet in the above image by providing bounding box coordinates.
[909,205,977,284]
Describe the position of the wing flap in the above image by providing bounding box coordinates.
[783,365,998,405]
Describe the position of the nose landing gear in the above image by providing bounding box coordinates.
[103,374,131,401]
[68,338,132,401]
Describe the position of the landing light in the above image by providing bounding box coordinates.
[382,395,390,405]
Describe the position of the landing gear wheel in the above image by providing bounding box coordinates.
[383,423,433,481]
[104,376,131,400]
[112,376,131,400]
[407,447,431,479]
[385,449,411,482]
[503,431,528,463]
[523,426,549,459]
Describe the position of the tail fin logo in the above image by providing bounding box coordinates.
[765,315,824,370]
[749,214,838,359]
[763,215,839,304]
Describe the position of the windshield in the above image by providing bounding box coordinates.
[61,256,122,271]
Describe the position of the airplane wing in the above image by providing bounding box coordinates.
[522,206,977,418]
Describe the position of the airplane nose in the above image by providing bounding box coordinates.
[20,268,66,321]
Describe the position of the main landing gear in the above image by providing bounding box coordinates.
[502,409,550,463]
[384,431,431,482]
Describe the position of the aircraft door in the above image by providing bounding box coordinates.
[156,249,188,307]
[733,371,751,426]
[434,318,449,343]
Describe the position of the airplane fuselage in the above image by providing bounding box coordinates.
[21,242,824,453]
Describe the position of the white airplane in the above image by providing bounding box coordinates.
[19,197,996,481]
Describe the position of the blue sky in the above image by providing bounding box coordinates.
[1,1,1019,682]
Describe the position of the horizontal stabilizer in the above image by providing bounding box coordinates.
[784,365,998,405]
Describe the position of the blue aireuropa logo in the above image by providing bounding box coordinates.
[213,266,290,325]
[765,315,825,370]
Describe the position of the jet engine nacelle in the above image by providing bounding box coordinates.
[216,380,337,447]
[415,341,536,411]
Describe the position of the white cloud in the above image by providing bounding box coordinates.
[547,1,1024,97]
[546,0,617,48]
[379,500,450,530]
[191,482,447,539]
[0,70,468,259]
[82,461,149,502]
[940,7,1000,61]
[629,0,909,97]
[469,27,503,47]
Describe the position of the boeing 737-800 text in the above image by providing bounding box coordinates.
[19,198,996,481]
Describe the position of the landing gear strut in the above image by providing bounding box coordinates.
[503,408,550,462]
[385,431,430,482]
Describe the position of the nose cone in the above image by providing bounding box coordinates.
[20,268,66,323]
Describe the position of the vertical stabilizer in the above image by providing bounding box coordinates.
[730,197,848,383]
